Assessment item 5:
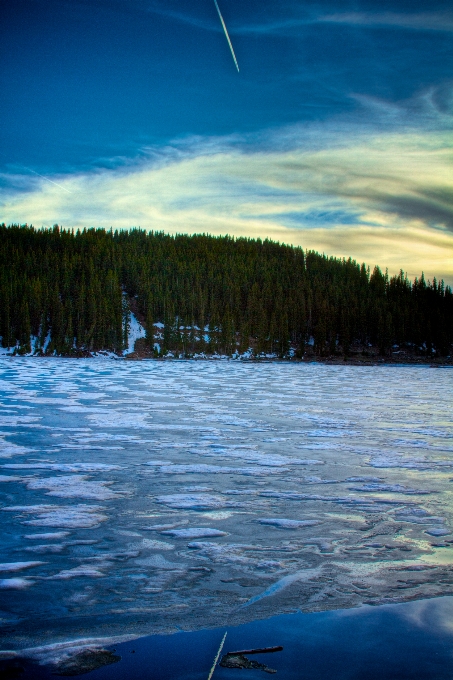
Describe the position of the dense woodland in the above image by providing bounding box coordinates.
[0,223,452,358]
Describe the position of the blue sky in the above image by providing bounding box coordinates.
[1,0,452,281]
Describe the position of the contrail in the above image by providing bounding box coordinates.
[0,151,72,193]
[23,167,72,193]
[213,0,239,72]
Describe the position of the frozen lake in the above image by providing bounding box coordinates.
[0,359,452,665]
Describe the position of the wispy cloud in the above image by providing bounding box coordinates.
[319,11,453,34]
[1,97,452,283]
[35,0,453,36]
[221,10,453,36]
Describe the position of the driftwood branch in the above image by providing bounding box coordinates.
[226,646,283,656]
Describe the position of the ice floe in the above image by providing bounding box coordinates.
[2,463,121,471]
[51,565,106,579]
[155,494,234,510]
[393,508,446,525]
[258,519,321,529]
[369,455,453,470]
[192,446,323,467]
[24,532,70,540]
[0,578,34,589]
[23,475,120,500]
[0,441,34,459]
[2,504,108,528]
[425,527,451,537]
[0,561,45,572]
[139,539,175,550]
[348,483,433,494]
[239,567,323,608]
[157,463,285,476]
[160,528,228,538]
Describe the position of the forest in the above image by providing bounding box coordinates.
[0,223,452,358]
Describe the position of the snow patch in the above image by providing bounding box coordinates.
[123,313,146,355]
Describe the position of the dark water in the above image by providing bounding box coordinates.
[6,596,453,680]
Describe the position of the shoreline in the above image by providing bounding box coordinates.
[2,596,453,678]
[0,353,452,366]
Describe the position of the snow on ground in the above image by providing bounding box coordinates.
[123,313,146,355]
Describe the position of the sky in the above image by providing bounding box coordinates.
[1,0,452,282]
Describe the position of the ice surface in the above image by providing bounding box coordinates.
[0,359,452,653]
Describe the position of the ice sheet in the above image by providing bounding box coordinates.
[0,359,452,653]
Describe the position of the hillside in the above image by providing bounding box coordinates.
[0,224,452,360]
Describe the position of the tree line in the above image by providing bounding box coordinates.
[0,223,451,357]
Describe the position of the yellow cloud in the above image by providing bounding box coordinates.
[1,129,452,283]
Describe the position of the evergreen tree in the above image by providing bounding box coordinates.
[0,224,451,358]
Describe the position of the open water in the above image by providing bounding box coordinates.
[7,596,453,679]
[0,359,452,673]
